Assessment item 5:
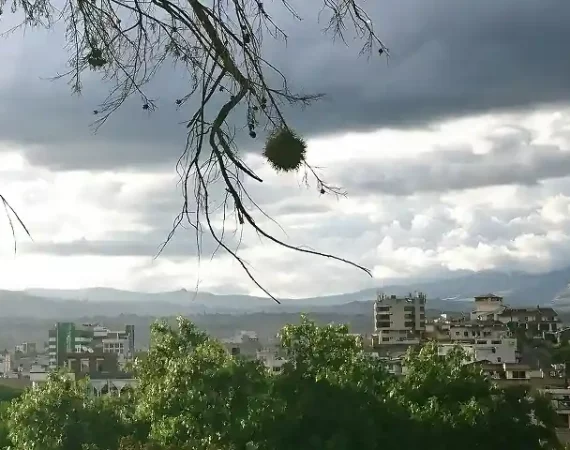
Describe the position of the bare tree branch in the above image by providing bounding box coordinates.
[1,0,389,301]
[0,195,32,254]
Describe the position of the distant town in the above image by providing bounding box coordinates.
[2,292,570,435]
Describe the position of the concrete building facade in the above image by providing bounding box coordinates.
[48,322,135,370]
[374,292,426,334]
[439,339,517,364]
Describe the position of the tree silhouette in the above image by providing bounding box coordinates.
[1,0,388,299]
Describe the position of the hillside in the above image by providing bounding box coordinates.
[0,266,569,319]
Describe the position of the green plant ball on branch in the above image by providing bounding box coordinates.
[263,128,307,172]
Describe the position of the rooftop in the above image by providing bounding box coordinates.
[475,361,532,371]
[499,307,557,317]
[474,293,503,300]
[450,321,509,330]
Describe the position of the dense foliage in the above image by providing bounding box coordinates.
[0,316,562,450]
[0,387,21,404]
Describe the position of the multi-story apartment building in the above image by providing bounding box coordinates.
[28,353,137,396]
[439,339,517,364]
[448,322,510,342]
[93,324,136,358]
[48,322,135,370]
[373,292,426,338]
[0,351,11,376]
[497,307,560,334]
[470,293,560,336]
[256,348,287,375]
[222,331,262,358]
[14,342,37,355]
[470,293,505,320]
[48,322,94,369]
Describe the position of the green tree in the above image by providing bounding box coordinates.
[262,317,409,450]
[0,401,12,449]
[4,317,563,450]
[133,318,271,450]
[6,373,129,450]
[395,343,560,450]
[551,343,570,365]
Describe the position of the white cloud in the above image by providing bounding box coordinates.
[2,107,570,297]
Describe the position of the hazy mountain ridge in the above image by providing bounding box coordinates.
[1,266,569,319]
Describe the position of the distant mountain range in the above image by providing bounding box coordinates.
[2,266,570,319]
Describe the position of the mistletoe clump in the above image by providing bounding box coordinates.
[86,48,107,69]
[263,127,306,173]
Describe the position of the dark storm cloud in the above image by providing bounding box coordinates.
[0,0,569,170]
[337,126,570,195]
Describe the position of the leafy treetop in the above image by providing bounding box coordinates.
[1,316,563,450]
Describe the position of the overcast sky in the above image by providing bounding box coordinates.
[1,0,570,298]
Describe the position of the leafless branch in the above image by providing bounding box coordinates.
[0,195,32,254]
[2,0,388,300]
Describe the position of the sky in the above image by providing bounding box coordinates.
[1,0,570,298]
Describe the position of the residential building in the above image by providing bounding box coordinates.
[469,294,560,339]
[470,293,505,320]
[222,331,262,358]
[448,322,510,342]
[374,355,409,376]
[94,324,136,358]
[48,322,135,370]
[63,350,120,375]
[48,322,94,369]
[497,307,560,334]
[0,351,11,376]
[256,348,287,374]
[439,339,517,364]
[14,342,36,355]
[373,292,426,335]
[28,362,136,396]
[371,330,421,346]
[28,363,55,385]
[475,361,540,382]
[542,388,570,430]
